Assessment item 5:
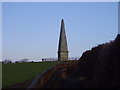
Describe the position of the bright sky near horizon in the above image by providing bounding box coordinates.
[2,2,118,60]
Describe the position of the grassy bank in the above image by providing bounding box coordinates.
[2,61,61,88]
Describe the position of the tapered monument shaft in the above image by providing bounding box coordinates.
[58,19,68,61]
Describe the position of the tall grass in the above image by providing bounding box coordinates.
[2,61,61,88]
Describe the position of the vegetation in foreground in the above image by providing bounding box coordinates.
[2,61,62,88]
[79,34,120,88]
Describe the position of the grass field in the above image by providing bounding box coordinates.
[2,61,62,88]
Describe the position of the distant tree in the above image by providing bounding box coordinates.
[15,61,20,63]
[20,58,29,63]
[2,59,12,64]
[31,61,34,63]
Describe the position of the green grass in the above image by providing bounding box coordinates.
[2,61,62,88]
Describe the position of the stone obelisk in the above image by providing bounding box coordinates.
[58,19,68,61]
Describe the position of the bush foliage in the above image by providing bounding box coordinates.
[79,34,120,88]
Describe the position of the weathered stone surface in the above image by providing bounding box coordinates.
[58,19,68,61]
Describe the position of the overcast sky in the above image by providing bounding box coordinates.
[2,2,118,60]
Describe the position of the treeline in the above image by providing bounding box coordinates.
[2,58,30,64]
[78,34,120,88]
